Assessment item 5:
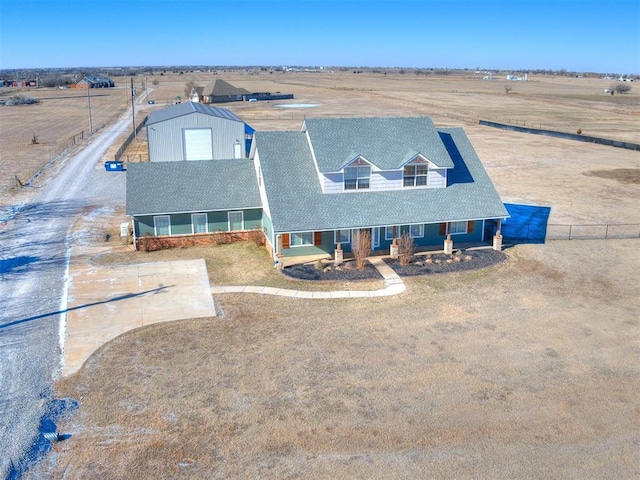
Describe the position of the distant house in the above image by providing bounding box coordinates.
[127,113,508,257]
[145,102,254,162]
[73,75,114,89]
[200,79,250,103]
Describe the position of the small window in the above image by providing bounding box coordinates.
[192,213,207,234]
[403,163,429,187]
[385,225,400,241]
[334,229,350,244]
[344,161,371,190]
[228,211,244,231]
[154,215,171,236]
[409,224,424,238]
[450,221,468,235]
[291,232,313,246]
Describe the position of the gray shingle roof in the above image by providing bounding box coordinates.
[202,79,250,97]
[146,101,244,126]
[303,117,455,172]
[256,126,508,233]
[126,159,261,216]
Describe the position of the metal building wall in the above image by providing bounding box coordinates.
[148,112,246,162]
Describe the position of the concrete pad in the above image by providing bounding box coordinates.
[63,259,215,377]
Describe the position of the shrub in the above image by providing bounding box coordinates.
[3,95,39,106]
[612,82,632,94]
[397,233,415,266]
[353,230,372,269]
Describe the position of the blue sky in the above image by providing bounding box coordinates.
[1,0,638,73]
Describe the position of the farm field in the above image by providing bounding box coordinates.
[8,70,640,478]
[0,82,133,199]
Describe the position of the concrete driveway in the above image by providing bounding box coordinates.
[62,258,216,377]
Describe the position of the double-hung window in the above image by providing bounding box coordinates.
[334,229,350,244]
[344,162,371,190]
[403,163,429,187]
[154,215,171,236]
[409,224,424,238]
[290,232,313,246]
[228,211,244,231]
[385,225,400,241]
[192,213,207,234]
[449,221,468,235]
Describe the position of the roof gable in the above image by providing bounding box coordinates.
[303,117,455,172]
[202,79,250,97]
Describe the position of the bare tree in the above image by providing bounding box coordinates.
[353,230,372,269]
[397,233,415,266]
[504,85,512,94]
[612,82,632,94]
[184,80,199,98]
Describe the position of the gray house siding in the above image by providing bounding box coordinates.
[147,113,246,162]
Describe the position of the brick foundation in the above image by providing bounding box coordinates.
[135,230,265,252]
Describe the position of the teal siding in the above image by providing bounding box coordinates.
[281,231,334,257]
[262,212,273,246]
[134,208,264,237]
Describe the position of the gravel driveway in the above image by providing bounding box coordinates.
[0,114,130,478]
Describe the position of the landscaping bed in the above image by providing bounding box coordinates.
[283,260,382,281]
[385,248,507,276]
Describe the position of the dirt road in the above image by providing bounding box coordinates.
[0,110,130,477]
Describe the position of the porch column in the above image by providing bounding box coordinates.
[444,223,453,254]
[334,242,344,265]
[493,218,503,251]
[276,235,284,270]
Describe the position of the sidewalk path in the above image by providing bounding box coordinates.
[211,257,406,298]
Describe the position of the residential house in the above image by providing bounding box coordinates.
[73,75,114,89]
[126,115,508,257]
[200,79,250,103]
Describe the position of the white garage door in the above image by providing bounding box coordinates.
[183,128,213,161]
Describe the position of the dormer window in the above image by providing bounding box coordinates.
[403,161,429,187]
[344,158,371,190]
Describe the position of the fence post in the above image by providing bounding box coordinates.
[605,224,609,239]
[568,225,572,240]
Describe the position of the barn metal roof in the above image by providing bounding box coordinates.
[146,101,244,126]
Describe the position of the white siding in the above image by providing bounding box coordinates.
[323,169,446,192]
[254,150,271,218]
[323,173,343,193]
[427,168,447,188]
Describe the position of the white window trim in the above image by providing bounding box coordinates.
[191,213,208,234]
[403,162,429,188]
[385,225,399,241]
[372,227,380,248]
[228,211,244,231]
[334,229,351,244]
[343,158,372,191]
[409,224,424,238]
[153,215,171,236]
[450,221,468,235]
[290,232,313,247]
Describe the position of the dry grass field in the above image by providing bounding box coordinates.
[40,239,640,479]
[13,70,640,478]
[0,82,133,199]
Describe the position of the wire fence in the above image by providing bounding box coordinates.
[114,115,148,161]
[504,223,640,242]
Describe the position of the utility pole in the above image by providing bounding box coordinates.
[86,80,93,133]
[131,78,136,138]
